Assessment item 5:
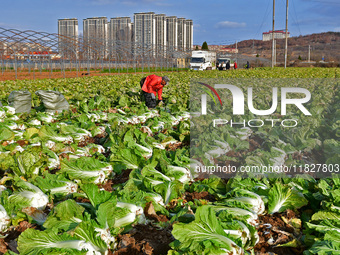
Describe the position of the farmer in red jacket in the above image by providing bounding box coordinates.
[140,75,170,108]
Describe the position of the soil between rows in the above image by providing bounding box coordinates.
[0,177,309,255]
[254,210,305,255]
[0,70,130,81]
[112,224,174,255]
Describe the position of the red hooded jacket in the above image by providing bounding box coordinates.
[141,75,164,100]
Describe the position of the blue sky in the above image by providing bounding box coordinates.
[1,0,339,45]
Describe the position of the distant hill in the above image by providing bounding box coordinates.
[226,32,340,65]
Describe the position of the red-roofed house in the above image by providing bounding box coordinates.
[262,30,290,41]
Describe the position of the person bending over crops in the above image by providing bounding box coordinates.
[140,75,170,108]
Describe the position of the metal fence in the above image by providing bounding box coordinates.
[0,27,192,79]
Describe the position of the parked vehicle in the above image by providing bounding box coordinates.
[217,57,234,70]
[190,51,216,71]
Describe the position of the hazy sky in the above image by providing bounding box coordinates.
[1,0,339,45]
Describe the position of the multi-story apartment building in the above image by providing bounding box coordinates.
[57,18,78,56]
[108,17,133,56]
[155,14,167,53]
[58,13,193,58]
[166,16,178,51]
[109,17,132,43]
[177,18,186,51]
[134,12,156,54]
[185,19,193,51]
[83,17,108,58]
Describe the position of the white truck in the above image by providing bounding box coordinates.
[190,50,216,71]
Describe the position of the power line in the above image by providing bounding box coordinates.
[291,0,302,36]
[279,0,302,36]
[194,39,239,46]
[253,0,272,39]
[275,0,302,37]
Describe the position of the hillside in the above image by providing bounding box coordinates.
[227,32,340,65]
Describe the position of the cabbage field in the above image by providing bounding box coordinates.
[0,67,339,255]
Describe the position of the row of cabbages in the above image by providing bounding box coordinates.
[1,161,309,254]
[164,173,311,255]
[0,99,310,255]
[0,100,192,254]
[0,180,147,255]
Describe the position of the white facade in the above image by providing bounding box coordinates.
[185,19,193,51]
[108,17,132,55]
[263,30,290,41]
[155,14,167,53]
[59,13,193,57]
[58,18,78,56]
[83,17,108,58]
[109,17,132,42]
[177,18,186,51]
[58,18,78,39]
[166,16,178,51]
[134,12,156,49]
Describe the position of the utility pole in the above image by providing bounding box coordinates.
[272,0,275,68]
[284,0,289,68]
[252,40,254,54]
[235,40,238,63]
[274,40,277,65]
[308,45,311,62]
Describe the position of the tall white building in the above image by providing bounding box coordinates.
[83,17,108,58]
[108,17,133,56]
[177,18,186,51]
[155,14,167,53]
[134,12,156,54]
[60,13,193,59]
[185,19,193,51]
[58,18,78,56]
[58,18,78,39]
[166,16,178,51]
[109,17,132,43]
